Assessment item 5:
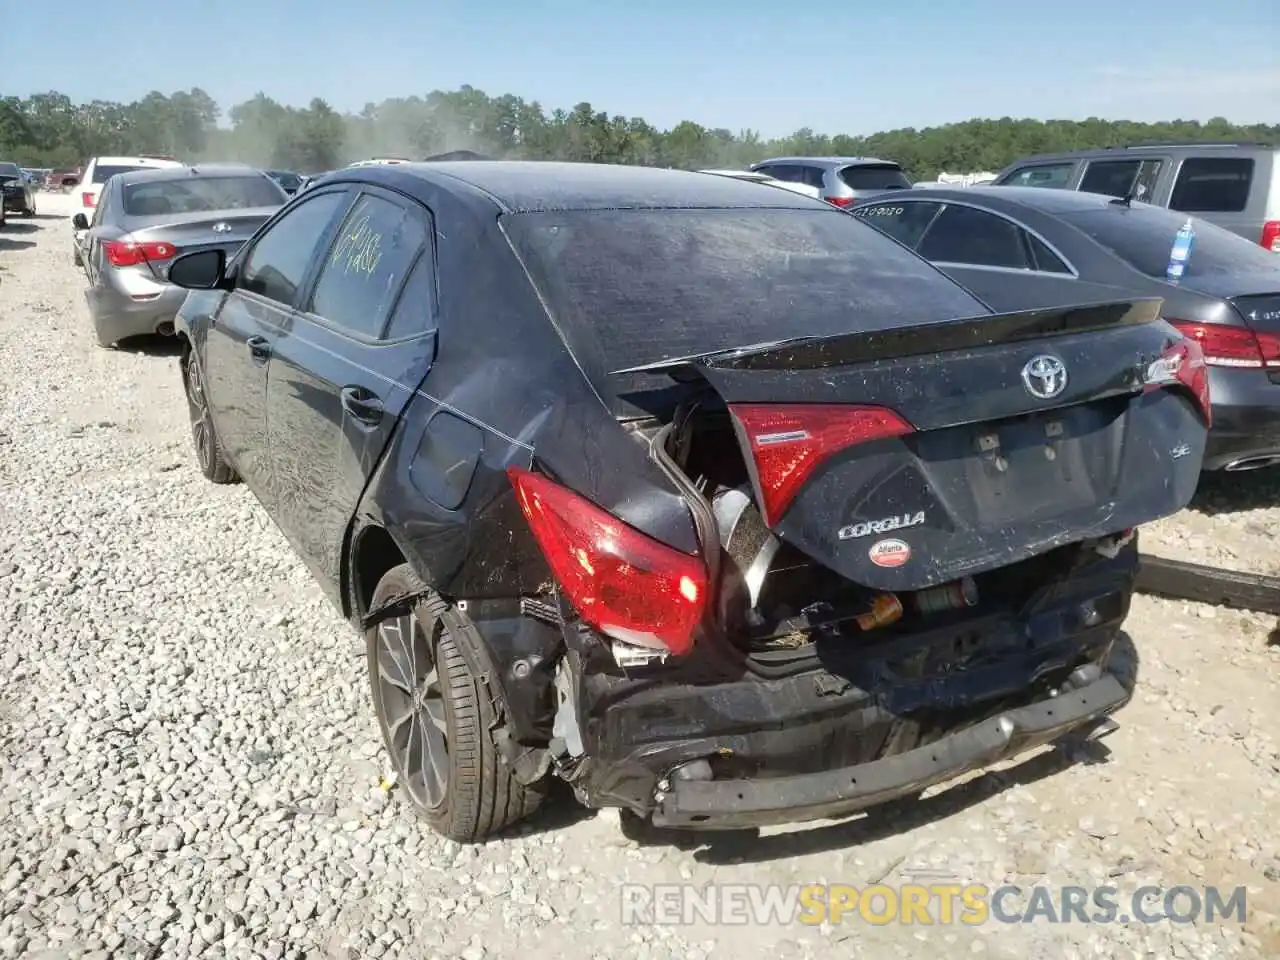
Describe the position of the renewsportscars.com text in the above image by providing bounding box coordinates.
[619,882,1248,927]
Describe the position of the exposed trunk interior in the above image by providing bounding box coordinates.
[631,399,1124,660]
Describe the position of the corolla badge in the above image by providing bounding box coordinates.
[212,222,232,233]
[1021,354,1068,400]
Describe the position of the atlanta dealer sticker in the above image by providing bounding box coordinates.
[868,538,911,568]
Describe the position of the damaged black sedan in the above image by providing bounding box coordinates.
[168,161,1210,841]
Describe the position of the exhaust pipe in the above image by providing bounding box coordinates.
[1223,454,1280,472]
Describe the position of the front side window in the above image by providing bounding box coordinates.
[917,204,1030,269]
[308,193,429,339]
[238,191,347,307]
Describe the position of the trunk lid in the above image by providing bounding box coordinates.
[125,208,276,280]
[617,299,1207,592]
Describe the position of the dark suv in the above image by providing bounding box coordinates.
[992,142,1280,253]
[749,156,912,207]
[167,161,1204,842]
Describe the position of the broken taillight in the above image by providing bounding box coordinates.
[507,466,707,656]
[729,404,915,527]
[1144,328,1212,426]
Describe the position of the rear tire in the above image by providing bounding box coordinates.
[182,349,238,484]
[367,564,545,842]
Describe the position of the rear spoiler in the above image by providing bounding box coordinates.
[609,298,1165,376]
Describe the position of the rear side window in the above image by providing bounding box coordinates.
[122,176,285,216]
[917,205,1030,269]
[1079,159,1163,201]
[1027,234,1072,274]
[767,165,826,190]
[382,252,438,341]
[239,191,347,306]
[1062,205,1280,280]
[839,164,911,191]
[1169,158,1255,213]
[91,164,148,184]
[308,194,429,339]
[853,201,941,248]
[997,163,1074,189]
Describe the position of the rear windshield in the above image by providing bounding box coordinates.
[122,176,285,216]
[839,164,912,191]
[502,207,987,373]
[1060,204,1280,281]
[0,163,20,179]
[93,164,155,183]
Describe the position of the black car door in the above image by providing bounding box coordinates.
[264,186,438,596]
[201,187,352,499]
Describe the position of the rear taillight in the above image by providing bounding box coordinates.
[1169,319,1280,370]
[1261,221,1280,253]
[1145,327,1212,426]
[825,196,854,208]
[102,240,178,268]
[729,404,915,527]
[507,467,707,656]
[81,192,95,207]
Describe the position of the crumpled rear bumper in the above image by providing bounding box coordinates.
[651,665,1127,829]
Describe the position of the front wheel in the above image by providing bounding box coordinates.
[183,350,238,484]
[367,564,545,842]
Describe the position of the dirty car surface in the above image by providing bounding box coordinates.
[169,161,1210,842]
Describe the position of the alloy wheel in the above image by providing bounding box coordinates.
[373,611,449,808]
[185,357,213,474]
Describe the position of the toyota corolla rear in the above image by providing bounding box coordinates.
[502,204,1209,829]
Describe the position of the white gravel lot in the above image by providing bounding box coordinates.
[0,193,1278,960]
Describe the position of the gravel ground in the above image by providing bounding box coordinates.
[1,195,1277,960]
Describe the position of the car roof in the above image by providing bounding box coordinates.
[876,185,1126,216]
[1006,142,1278,164]
[346,160,823,213]
[752,156,900,168]
[90,156,184,167]
[110,163,267,186]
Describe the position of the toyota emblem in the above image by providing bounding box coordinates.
[1021,354,1068,400]
[212,222,232,233]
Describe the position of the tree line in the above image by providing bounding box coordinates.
[2,86,1277,181]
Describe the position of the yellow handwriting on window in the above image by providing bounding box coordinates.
[330,213,385,277]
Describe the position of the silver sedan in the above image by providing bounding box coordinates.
[74,164,288,347]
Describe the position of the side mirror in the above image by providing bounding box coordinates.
[168,249,227,290]
[71,213,89,230]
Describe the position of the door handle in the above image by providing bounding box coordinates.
[340,386,384,425]
[246,335,271,362]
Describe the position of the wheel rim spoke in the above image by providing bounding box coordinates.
[373,608,450,810]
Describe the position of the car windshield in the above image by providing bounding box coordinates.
[122,176,285,216]
[503,206,986,374]
[1059,204,1280,281]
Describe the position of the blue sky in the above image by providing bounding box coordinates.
[3,0,1277,137]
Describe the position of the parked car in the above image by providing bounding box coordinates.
[168,161,1205,842]
[73,163,287,347]
[0,161,38,217]
[266,169,304,195]
[71,156,185,264]
[990,142,1280,252]
[697,168,822,199]
[851,186,1279,472]
[748,156,912,207]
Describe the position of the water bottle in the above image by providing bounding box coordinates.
[1166,218,1196,283]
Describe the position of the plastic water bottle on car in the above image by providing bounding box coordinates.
[1166,218,1196,283]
